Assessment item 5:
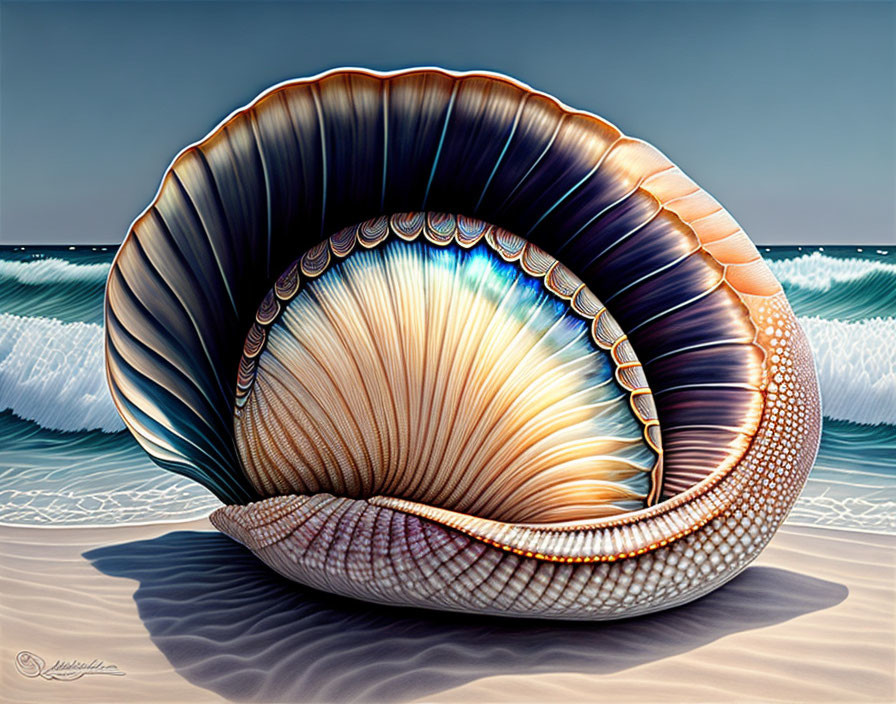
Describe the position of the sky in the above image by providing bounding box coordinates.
[0,0,893,246]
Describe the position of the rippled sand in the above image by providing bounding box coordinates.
[0,520,892,703]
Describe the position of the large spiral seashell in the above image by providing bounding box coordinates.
[105,68,820,619]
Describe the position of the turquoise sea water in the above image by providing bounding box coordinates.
[0,245,893,533]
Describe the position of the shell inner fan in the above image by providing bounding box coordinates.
[235,223,660,524]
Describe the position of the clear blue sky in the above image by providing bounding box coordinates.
[1,0,893,245]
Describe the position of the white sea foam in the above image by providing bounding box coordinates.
[767,252,896,291]
[0,313,124,432]
[0,257,110,285]
[797,316,896,426]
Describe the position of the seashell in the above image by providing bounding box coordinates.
[104,68,821,619]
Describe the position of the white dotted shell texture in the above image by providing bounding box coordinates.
[105,68,821,619]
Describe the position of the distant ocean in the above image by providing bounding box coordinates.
[0,245,893,534]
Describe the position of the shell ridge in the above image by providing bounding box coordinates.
[129,224,235,414]
[108,269,233,431]
[246,111,274,279]
[578,199,665,272]
[262,329,375,490]
[380,81,389,209]
[106,312,234,446]
[107,339,235,473]
[301,264,393,481]
[308,83,329,241]
[603,243,701,305]
[524,134,625,237]
[168,167,241,319]
[422,276,551,508]
[495,113,567,213]
[475,92,528,210]
[436,301,592,506]
[379,242,421,489]
[189,146,245,293]
[108,349,250,502]
[422,83,459,209]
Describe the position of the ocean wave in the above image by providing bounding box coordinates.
[0,277,105,324]
[0,313,124,432]
[798,316,896,426]
[781,270,896,322]
[0,257,110,285]
[767,252,896,292]
[0,257,109,323]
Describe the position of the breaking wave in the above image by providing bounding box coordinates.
[767,251,896,291]
[797,316,896,426]
[0,313,123,432]
[0,257,109,285]
[769,253,896,321]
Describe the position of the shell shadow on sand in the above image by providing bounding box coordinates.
[85,530,847,703]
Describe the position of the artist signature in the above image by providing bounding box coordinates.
[15,650,125,681]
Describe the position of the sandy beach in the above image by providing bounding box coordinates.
[0,519,892,703]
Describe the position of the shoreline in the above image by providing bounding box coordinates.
[1,520,893,703]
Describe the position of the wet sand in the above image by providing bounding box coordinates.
[0,520,892,703]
